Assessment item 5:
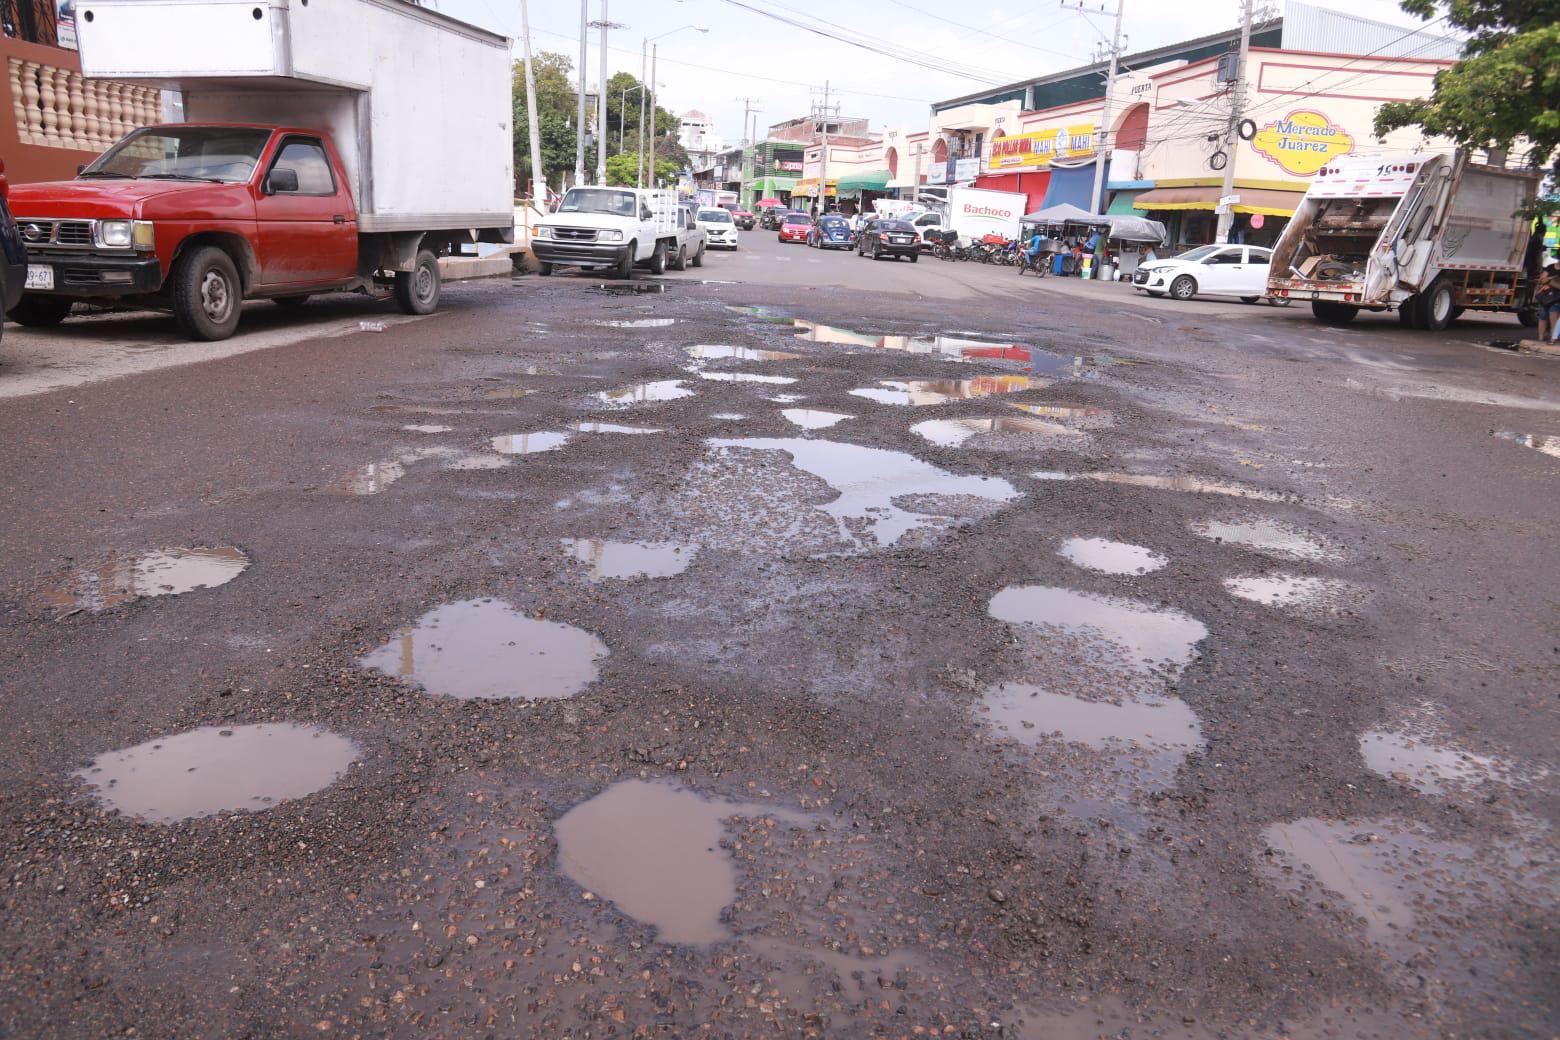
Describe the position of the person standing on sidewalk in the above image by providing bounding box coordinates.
[1536,263,1560,342]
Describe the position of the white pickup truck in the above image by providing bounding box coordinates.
[532,186,680,278]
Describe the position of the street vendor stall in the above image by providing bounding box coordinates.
[1019,205,1166,278]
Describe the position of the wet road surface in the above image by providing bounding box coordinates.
[1,233,1555,1038]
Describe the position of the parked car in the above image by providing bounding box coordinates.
[670,205,706,269]
[0,159,27,344]
[731,208,755,231]
[696,206,739,250]
[777,211,812,244]
[533,186,681,278]
[857,219,920,262]
[760,206,791,231]
[808,214,853,250]
[1133,244,1272,301]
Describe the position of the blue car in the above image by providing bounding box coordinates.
[808,214,854,250]
[0,160,28,345]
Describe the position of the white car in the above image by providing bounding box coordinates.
[1133,244,1273,302]
[696,207,739,250]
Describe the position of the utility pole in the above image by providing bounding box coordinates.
[1216,0,1254,243]
[735,96,757,207]
[519,0,544,203]
[589,5,623,185]
[1085,0,1125,217]
[637,39,648,187]
[812,81,835,215]
[648,44,659,187]
[574,0,587,188]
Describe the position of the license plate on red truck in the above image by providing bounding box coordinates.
[24,264,53,290]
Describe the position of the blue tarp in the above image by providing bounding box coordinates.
[1039,162,1098,212]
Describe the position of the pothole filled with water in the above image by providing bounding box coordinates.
[764,393,804,404]
[686,345,801,362]
[698,371,798,385]
[1031,470,1293,502]
[330,446,507,494]
[1360,729,1522,794]
[989,585,1206,675]
[1492,430,1560,459]
[1058,537,1167,575]
[401,424,453,434]
[597,380,695,407]
[1224,573,1355,608]
[42,547,250,612]
[359,598,607,700]
[600,317,676,328]
[491,431,571,455]
[570,422,662,435]
[850,377,1036,407]
[589,282,665,295]
[707,437,1019,548]
[711,412,747,420]
[75,723,359,823]
[1191,516,1342,561]
[561,539,696,580]
[554,780,804,945]
[483,387,534,400]
[1008,403,1109,421]
[781,408,851,430]
[911,415,1084,447]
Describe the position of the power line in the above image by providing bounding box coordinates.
[882,0,1088,62]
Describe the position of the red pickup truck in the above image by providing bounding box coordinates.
[6,123,450,340]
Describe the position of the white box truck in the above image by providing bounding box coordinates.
[1267,151,1543,330]
[910,186,1026,249]
[7,0,514,340]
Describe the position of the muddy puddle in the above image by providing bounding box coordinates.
[979,682,1202,785]
[599,317,676,328]
[1031,470,1293,502]
[686,344,801,362]
[697,371,798,385]
[596,379,695,407]
[75,723,359,824]
[588,282,665,295]
[1008,403,1109,421]
[989,585,1207,674]
[1492,430,1560,459]
[707,437,1019,547]
[400,424,453,434]
[482,387,534,400]
[359,598,607,700]
[490,431,571,455]
[764,393,804,403]
[759,315,1087,371]
[1058,537,1167,575]
[1224,573,1355,608]
[850,376,1037,407]
[331,446,507,494]
[1191,516,1342,561]
[911,415,1083,447]
[554,780,805,945]
[42,546,249,612]
[569,421,662,434]
[711,412,747,420]
[1347,377,1560,412]
[561,538,696,580]
[780,408,851,430]
[1360,729,1522,794]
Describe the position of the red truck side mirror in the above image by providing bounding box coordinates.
[0,158,8,201]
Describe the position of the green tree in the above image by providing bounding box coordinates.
[605,152,679,187]
[1374,0,1560,192]
[514,51,583,194]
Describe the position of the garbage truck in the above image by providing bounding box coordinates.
[7,0,514,340]
[1266,151,1543,330]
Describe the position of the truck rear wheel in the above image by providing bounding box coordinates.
[691,244,705,268]
[393,249,441,315]
[648,241,668,275]
[669,244,687,271]
[8,295,74,326]
[171,245,243,341]
[1417,277,1455,331]
[1311,301,1358,326]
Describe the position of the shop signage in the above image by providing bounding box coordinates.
[987,124,1095,171]
[1251,109,1355,177]
[926,161,948,184]
[953,157,980,182]
[778,160,802,171]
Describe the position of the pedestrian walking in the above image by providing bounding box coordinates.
[1536,263,1560,343]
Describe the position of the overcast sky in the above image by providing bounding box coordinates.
[438,0,1438,145]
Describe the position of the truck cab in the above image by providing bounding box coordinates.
[532,186,680,278]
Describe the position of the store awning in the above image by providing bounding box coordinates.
[750,176,798,194]
[836,169,891,193]
[1133,185,1304,217]
[793,178,838,198]
[1107,190,1145,215]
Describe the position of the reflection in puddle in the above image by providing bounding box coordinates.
[1224,573,1353,608]
[569,422,662,434]
[979,682,1202,785]
[710,412,747,420]
[1008,403,1108,421]
[359,598,607,700]
[850,376,1036,407]
[911,415,1082,447]
[707,437,1019,547]
[600,317,676,328]
[400,424,453,434]
[775,317,1087,373]
[1493,430,1560,458]
[333,446,508,494]
[1058,537,1167,575]
[562,538,695,580]
[1031,470,1293,502]
[697,371,798,385]
[597,379,695,407]
[42,547,249,612]
[781,408,851,430]
[1191,516,1340,561]
[483,387,534,400]
[589,282,665,295]
[686,344,801,362]
[75,723,358,824]
[989,585,1206,674]
[1360,729,1521,794]
[555,780,801,945]
[764,393,804,404]
[490,431,571,455]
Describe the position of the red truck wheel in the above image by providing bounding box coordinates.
[171,245,242,341]
[394,249,441,315]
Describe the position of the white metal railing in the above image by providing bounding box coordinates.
[9,58,160,152]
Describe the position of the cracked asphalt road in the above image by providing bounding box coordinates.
[1,234,1555,1039]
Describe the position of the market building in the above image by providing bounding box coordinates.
[909,1,1461,250]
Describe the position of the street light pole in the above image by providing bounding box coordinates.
[596,1,608,185]
[648,43,658,187]
[1217,0,1254,243]
[519,0,544,202]
[1087,0,1125,217]
[637,39,647,187]
[574,0,586,188]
